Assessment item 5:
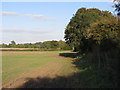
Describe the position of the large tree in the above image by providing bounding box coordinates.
[85,17,120,50]
[64,8,112,52]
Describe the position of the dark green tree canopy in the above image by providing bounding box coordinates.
[64,8,113,52]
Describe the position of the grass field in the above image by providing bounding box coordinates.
[2,51,78,88]
[2,51,113,88]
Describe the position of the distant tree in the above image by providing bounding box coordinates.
[1,43,8,48]
[1,40,72,50]
[58,40,72,50]
[50,41,59,48]
[8,41,16,48]
[34,42,42,48]
[10,41,16,45]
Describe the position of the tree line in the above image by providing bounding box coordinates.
[0,40,72,50]
[64,1,120,88]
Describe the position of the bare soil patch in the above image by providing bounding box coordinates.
[2,51,56,56]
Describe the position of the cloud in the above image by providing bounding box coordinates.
[0,11,56,20]
[24,14,44,18]
[0,11,19,16]
[0,28,51,34]
[1,28,62,44]
[24,14,57,20]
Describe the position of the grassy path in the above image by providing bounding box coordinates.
[2,51,77,88]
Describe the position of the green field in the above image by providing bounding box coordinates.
[2,50,115,88]
[2,51,78,88]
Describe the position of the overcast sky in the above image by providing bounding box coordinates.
[0,1,115,44]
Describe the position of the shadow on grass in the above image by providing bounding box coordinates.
[18,70,101,88]
[59,52,79,58]
[16,53,117,88]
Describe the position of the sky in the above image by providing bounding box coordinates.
[0,1,115,44]
[1,0,113,2]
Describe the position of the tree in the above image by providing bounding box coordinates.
[9,41,16,48]
[50,41,59,48]
[1,43,8,48]
[114,0,120,17]
[85,16,120,51]
[64,8,112,52]
[10,41,16,45]
[58,40,72,50]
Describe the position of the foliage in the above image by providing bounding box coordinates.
[114,0,120,16]
[10,40,16,45]
[64,7,120,87]
[64,8,112,52]
[0,40,72,50]
[85,17,120,50]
